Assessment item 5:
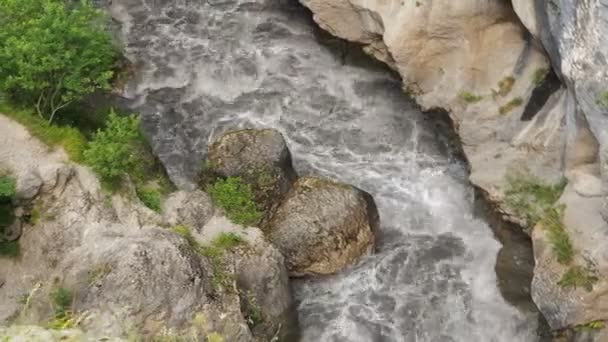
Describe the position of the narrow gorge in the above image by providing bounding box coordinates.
[1,0,607,341]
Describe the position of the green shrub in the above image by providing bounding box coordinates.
[541,206,574,265]
[84,110,146,186]
[0,175,16,199]
[504,173,567,225]
[459,91,483,103]
[0,0,118,123]
[208,177,262,226]
[558,265,598,292]
[499,97,524,115]
[136,186,162,212]
[0,104,87,162]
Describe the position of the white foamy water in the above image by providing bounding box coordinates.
[109,0,539,340]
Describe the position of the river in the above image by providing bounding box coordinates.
[109,0,539,340]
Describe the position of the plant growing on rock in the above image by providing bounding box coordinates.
[48,286,77,329]
[499,97,524,115]
[0,0,118,123]
[597,91,608,108]
[540,206,573,265]
[558,265,598,292]
[497,76,515,96]
[532,68,550,86]
[208,177,262,226]
[0,173,19,257]
[459,91,483,104]
[0,175,16,199]
[504,172,566,226]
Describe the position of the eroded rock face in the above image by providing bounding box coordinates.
[207,129,297,214]
[267,176,378,277]
[0,116,294,341]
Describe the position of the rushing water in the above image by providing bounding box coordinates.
[109,0,539,340]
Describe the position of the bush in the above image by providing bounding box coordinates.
[84,110,146,186]
[0,175,16,200]
[208,177,262,226]
[0,0,118,123]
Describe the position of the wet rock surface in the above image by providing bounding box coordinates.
[267,176,378,277]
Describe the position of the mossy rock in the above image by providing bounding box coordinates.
[205,129,297,215]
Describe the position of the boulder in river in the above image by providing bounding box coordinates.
[206,129,297,214]
[267,176,378,277]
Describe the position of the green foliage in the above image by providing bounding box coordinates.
[532,68,549,86]
[0,103,88,161]
[84,110,146,185]
[212,232,245,250]
[137,186,162,212]
[0,0,118,123]
[240,291,264,329]
[459,91,483,103]
[558,265,598,292]
[499,97,524,115]
[497,76,515,96]
[504,173,567,225]
[208,177,262,226]
[597,91,608,108]
[541,206,574,265]
[0,175,16,199]
[51,287,72,318]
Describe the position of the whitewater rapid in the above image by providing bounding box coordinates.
[109,0,539,340]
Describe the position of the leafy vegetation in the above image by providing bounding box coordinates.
[48,286,77,329]
[459,91,483,103]
[173,226,245,290]
[0,175,16,199]
[558,265,598,292]
[575,320,606,331]
[0,173,18,257]
[504,173,567,225]
[240,290,264,329]
[540,206,573,265]
[84,110,147,186]
[0,0,118,123]
[532,68,550,86]
[0,102,88,162]
[136,186,162,212]
[499,97,524,115]
[497,76,515,96]
[208,177,262,226]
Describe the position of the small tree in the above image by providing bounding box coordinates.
[0,0,117,123]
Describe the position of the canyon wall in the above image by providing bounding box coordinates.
[299,0,608,332]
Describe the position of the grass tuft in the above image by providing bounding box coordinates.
[497,76,515,96]
[48,286,77,330]
[459,91,483,103]
[558,265,598,292]
[499,97,524,115]
[504,173,567,225]
[208,177,262,226]
[540,206,574,265]
[136,186,162,213]
[596,91,608,108]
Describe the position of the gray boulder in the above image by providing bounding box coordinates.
[163,190,215,232]
[206,129,297,214]
[267,176,378,277]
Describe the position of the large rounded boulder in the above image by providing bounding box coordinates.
[206,129,297,213]
[267,177,379,277]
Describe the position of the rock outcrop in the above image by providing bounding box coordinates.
[298,0,608,333]
[0,115,295,341]
[267,176,378,277]
[206,129,297,214]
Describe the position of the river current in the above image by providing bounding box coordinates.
[109,0,539,340]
